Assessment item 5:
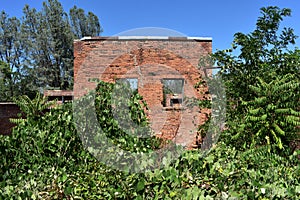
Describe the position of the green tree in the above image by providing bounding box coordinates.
[214,6,299,115]
[22,1,74,91]
[0,0,102,96]
[0,12,30,100]
[0,0,103,98]
[213,6,300,150]
[0,61,12,101]
[69,5,103,39]
[239,74,299,150]
[21,0,103,91]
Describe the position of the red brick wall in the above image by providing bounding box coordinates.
[74,36,212,148]
[0,103,21,135]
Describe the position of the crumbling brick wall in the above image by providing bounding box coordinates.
[74,36,212,148]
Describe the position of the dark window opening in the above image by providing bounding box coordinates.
[170,98,183,106]
[161,78,184,107]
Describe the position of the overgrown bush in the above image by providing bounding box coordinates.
[213,6,300,152]
[1,82,300,199]
[223,74,300,152]
[243,74,300,150]
[93,80,162,152]
[0,103,87,199]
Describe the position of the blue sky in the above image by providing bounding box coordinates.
[1,0,300,52]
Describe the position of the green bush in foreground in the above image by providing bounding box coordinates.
[1,81,300,199]
[224,73,300,152]
[243,74,300,151]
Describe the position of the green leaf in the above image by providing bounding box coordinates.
[136,180,145,192]
[60,173,67,183]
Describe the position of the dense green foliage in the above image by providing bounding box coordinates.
[1,103,299,199]
[93,81,162,152]
[213,6,300,152]
[10,92,57,124]
[0,0,102,101]
[72,80,164,172]
[214,7,299,104]
[0,103,83,199]
[242,74,300,150]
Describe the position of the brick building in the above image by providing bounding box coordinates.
[73,36,212,148]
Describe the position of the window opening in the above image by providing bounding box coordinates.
[161,79,184,107]
[116,78,138,92]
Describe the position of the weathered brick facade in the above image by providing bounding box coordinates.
[74,36,212,148]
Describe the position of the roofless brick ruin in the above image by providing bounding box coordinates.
[74,36,212,148]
